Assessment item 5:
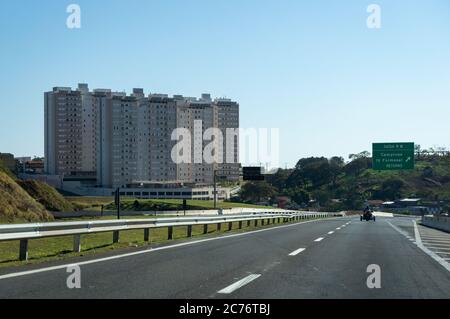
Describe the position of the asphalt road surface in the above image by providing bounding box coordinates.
[0,216,449,298]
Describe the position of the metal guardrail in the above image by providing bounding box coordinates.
[0,211,340,261]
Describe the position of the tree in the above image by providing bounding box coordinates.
[287,157,332,188]
[349,151,371,160]
[373,178,404,200]
[415,144,421,160]
[265,168,292,192]
[285,187,310,206]
[422,166,433,178]
[344,157,371,176]
[311,190,331,206]
[329,156,344,186]
[239,181,276,203]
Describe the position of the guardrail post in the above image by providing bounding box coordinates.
[277,217,280,223]
[168,226,173,240]
[187,225,193,237]
[255,219,258,227]
[144,228,150,242]
[217,223,222,231]
[228,222,232,231]
[19,239,28,261]
[73,235,81,253]
[238,221,243,229]
[261,219,265,226]
[247,220,251,227]
[113,231,120,243]
[203,224,208,234]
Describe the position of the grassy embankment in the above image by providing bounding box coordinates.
[0,168,54,223]
[66,197,269,212]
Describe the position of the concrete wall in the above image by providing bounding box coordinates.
[422,215,450,233]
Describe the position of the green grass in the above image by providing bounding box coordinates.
[18,179,75,212]
[66,197,270,212]
[0,216,324,268]
[0,169,54,223]
[65,196,116,211]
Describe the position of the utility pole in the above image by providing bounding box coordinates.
[115,187,120,220]
[213,170,217,209]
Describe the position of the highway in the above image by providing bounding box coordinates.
[0,216,449,298]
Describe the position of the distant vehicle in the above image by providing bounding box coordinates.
[360,206,376,222]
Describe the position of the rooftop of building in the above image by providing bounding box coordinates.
[48,84,237,103]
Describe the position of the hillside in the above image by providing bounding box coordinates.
[245,155,450,211]
[17,180,75,212]
[0,168,54,223]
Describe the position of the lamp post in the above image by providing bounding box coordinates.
[213,170,217,209]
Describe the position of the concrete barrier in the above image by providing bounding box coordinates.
[421,215,450,233]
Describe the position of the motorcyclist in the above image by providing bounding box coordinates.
[361,205,375,221]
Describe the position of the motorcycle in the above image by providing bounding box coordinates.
[360,210,376,222]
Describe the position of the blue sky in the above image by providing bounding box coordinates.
[1,0,449,167]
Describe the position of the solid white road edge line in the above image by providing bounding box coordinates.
[217,274,261,294]
[0,216,344,280]
[288,248,306,256]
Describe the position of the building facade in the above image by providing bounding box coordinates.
[44,84,240,188]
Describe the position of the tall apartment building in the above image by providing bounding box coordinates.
[214,99,240,181]
[44,84,240,188]
[44,87,83,176]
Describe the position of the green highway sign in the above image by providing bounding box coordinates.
[372,142,415,170]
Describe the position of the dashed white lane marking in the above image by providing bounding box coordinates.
[314,237,324,242]
[288,248,306,256]
[0,217,341,280]
[218,274,261,294]
[336,227,341,230]
[328,231,334,234]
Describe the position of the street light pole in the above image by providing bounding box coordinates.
[213,170,217,209]
[115,187,121,220]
